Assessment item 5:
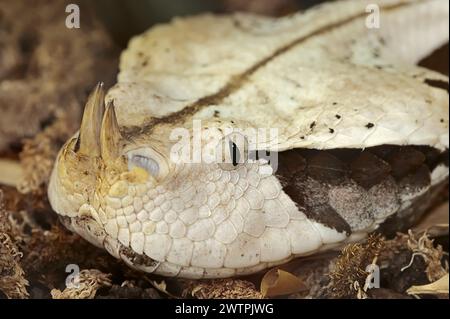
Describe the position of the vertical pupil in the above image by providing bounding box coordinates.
[229,141,240,166]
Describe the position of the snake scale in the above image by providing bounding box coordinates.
[48,0,449,278]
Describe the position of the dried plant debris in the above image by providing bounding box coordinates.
[0,0,118,152]
[407,273,449,297]
[51,269,112,299]
[182,279,263,299]
[379,230,448,296]
[0,190,29,298]
[18,110,76,194]
[328,234,385,299]
[403,230,448,283]
[97,280,161,299]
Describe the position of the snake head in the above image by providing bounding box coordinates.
[48,83,284,276]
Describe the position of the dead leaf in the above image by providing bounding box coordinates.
[407,273,449,295]
[260,268,307,297]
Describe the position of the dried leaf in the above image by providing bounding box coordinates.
[407,274,449,295]
[260,268,307,297]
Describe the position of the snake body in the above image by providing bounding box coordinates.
[48,0,449,278]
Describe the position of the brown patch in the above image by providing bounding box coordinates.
[386,147,426,180]
[350,151,391,189]
[305,151,348,185]
[276,145,448,234]
[418,43,448,76]
[424,79,449,93]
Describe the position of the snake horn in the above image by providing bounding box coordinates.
[100,100,122,162]
[77,82,105,157]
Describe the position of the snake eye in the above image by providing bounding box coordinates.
[229,141,240,167]
[130,155,160,176]
[219,133,248,170]
[127,148,169,179]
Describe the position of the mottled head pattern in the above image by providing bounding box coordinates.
[49,0,449,278]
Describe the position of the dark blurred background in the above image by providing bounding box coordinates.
[91,0,327,47]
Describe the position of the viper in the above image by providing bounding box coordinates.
[48,0,449,278]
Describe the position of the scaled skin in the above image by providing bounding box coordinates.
[49,0,449,278]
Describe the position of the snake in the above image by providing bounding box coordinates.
[48,0,449,278]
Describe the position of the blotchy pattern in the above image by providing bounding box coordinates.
[47,0,450,279]
[88,145,448,278]
[276,145,449,234]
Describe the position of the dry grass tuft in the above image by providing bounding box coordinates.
[328,233,385,298]
[18,110,75,194]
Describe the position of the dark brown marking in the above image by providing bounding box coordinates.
[398,164,431,192]
[418,42,449,76]
[275,144,448,235]
[412,145,443,171]
[386,147,426,180]
[122,1,417,139]
[305,203,352,235]
[73,136,80,152]
[276,149,307,187]
[119,246,159,268]
[350,151,391,189]
[424,79,449,93]
[282,183,352,234]
[306,151,348,185]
